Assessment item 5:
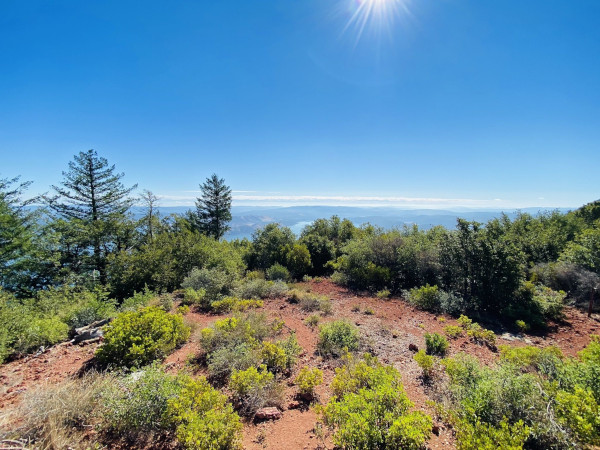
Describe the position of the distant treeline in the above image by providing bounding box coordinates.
[1,150,599,326]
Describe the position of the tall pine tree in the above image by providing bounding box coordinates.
[44,149,137,283]
[190,174,232,239]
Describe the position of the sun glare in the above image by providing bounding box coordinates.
[342,0,411,45]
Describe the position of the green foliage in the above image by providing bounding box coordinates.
[295,367,323,398]
[101,363,180,433]
[456,418,530,450]
[108,229,245,299]
[211,297,263,314]
[554,386,600,445]
[376,289,391,299]
[414,350,435,378]
[246,223,295,270]
[298,292,332,315]
[199,312,286,381]
[233,278,288,299]
[43,149,137,285]
[456,315,496,347]
[440,340,600,449]
[406,284,440,312]
[425,332,449,356]
[322,354,432,449]
[229,365,283,416]
[317,320,360,358]
[96,307,190,368]
[188,174,232,240]
[182,267,237,303]
[444,325,464,339]
[178,304,190,315]
[265,263,290,282]
[119,287,157,312]
[305,314,320,328]
[284,243,312,279]
[167,375,242,450]
[181,287,208,308]
[515,320,529,333]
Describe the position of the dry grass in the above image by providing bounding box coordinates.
[13,372,115,449]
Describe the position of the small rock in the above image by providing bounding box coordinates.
[408,343,419,352]
[254,407,282,422]
[432,425,440,435]
[288,401,301,410]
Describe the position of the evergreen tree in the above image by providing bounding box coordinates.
[191,174,232,239]
[44,149,137,283]
[0,176,36,291]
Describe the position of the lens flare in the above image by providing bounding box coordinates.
[342,0,412,45]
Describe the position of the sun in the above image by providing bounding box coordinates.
[341,0,412,44]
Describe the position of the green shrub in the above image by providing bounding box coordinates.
[207,343,262,382]
[414,350,435,378]
[457,314,473,328]
[13,317,69,356]
[456,418,530,450]
[102,364,179,433]
[364,307,375,315]
[444,325,464,339]
[119,287,157,312]
[515,320,529,333]
[376,289,391,299]
[295,367,323,398]
[199,312,284,382]
[96,307,190,368]
[322,354,432,449]
[181,288,208,309]
[317,320,360,358]
[229,365,283,416]
[167,375,243,450]
[233,278,288,300]
[305,314,320,328]
[405,284,440,312]
[296,291,332,315]
[554,386,600,445]
[425,332,449,356]
[210,297,263,314]
[266,263,290,282]
[199,313,282,355]
[178,305,191,315]
[466,323,496,347]
[182,267,236,302]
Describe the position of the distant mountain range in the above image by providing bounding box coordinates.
[129,205,572,240]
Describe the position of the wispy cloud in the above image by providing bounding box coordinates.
[151,192,532,209]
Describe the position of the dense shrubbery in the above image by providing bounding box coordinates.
[199,312,300,382]
[229,365,284,416]
[317,320,360,357]
[17,366,243,449]
[167,375,243,449]
[96,307,190,368]
[436,338,600,449]
[321,353,432,449]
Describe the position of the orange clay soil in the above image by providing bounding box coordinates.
[1,279,599,449]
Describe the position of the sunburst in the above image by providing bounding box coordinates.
[341,0,412,45]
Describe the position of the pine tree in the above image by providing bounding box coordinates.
[0,176,36,290]
[191,174,232,240]
[44,149,137,282]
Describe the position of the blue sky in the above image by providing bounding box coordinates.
[1,0,599,209]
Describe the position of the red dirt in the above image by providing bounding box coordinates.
[2,279,599,449]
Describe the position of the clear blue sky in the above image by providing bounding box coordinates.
[1,0,598,209]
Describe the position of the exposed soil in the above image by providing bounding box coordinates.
[1,279,599,449]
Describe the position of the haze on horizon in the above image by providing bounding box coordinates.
[1,0,598,210]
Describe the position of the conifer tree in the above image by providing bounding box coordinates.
[45,149,137,282]
[191,174,232,240]
[0,176,36,290]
